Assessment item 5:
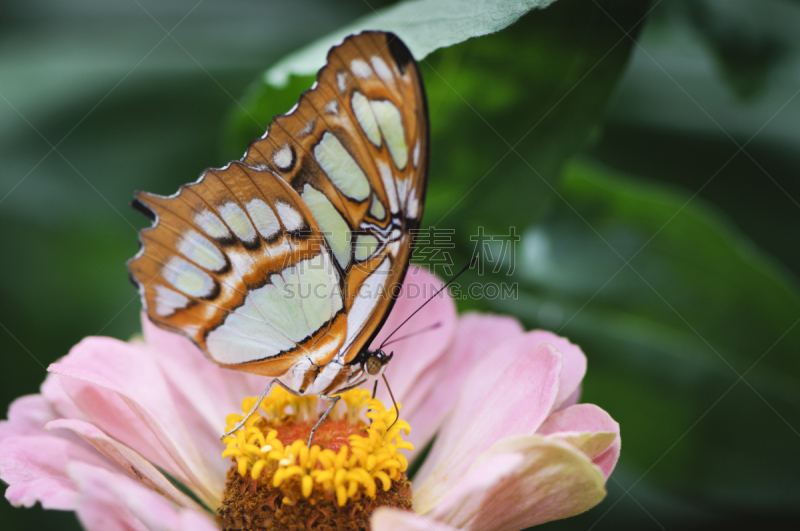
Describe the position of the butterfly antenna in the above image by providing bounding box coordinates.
[380,322,442,348]
[370,380,380,425]
[379,256,477,350]
[383,374,400,430]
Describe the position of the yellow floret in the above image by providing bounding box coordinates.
[221,387,413,506]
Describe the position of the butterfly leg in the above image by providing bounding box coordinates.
[308,394,341,447]
[221,378,281,439]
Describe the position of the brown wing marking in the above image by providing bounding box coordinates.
[128,162,346,375]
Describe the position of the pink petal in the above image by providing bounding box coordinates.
[413,343,562,512]
[429,435,607,531]
[0,394,56,440]
[372,508,460,531]
[523,331,586,410]
[537,403,621,478]
[1,387,120,467]
[434,331,563,443]
[545,431,617,466]
[37,372,163,465]
[40,372,91,422]
[448,330,585,418]
[47,418,206,512]
[0,435,113,510]
[142,314,263,428]
[368,266,458,457]
[456,313,525,357]
[47,336,223,508]
[398,312,525,454]
[141,315,262,481]
[69,462,218,531]
[372,267,457,409]
[558,384,582,412]
[43,340,171,471]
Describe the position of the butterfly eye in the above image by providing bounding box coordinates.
[365,355,383,376]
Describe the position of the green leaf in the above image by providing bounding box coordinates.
[225,0,649,242]
[589,0,800,281]
[262,0,558,88]
[669,0,792,100]
[223,0,562,159]
[419,0,648,239]
[496,159,800,508]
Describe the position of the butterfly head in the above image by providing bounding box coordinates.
[355,349,393,380]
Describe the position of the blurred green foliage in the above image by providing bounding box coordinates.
[2,0,800,529]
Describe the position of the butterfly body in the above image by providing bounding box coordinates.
[127,31,428,406]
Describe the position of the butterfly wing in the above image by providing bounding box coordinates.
[128,31,428,381]
[128,162,347,378]
[242,31,429,362]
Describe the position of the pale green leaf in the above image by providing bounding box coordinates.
[264,0,557,87]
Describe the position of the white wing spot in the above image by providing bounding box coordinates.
[407,189,420,219]
[154,285,190,316]
[379,160,399,214]
[195,210,230,240]
[345,257,390,349]
[226,247,257,279]
[246,199,280,240]
[314,132,370,202]
[299,118,315,137]
[371,56,393,82]
[395,177,410,208]
[275,201,304,231]
[352,91,381,147]
[337,71,347,92]
[351,58,372,78]
[371,100,407,170]
[177,229,226,271]
[219,202,256,244]
[273,145,293,171]
[302,184,351,269]
[162,256,215,298]
[325,99,338,115]
[413,140,421,168]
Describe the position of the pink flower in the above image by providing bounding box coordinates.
[0,267,619,530]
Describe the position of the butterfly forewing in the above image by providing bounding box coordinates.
[243,32,428,361]
[128,31,428,387]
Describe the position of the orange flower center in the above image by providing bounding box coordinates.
[217,388,414,530]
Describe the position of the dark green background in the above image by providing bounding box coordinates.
[2,0,800,529]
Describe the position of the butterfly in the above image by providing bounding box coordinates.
[127,31,428,441]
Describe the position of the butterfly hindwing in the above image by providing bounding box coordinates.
[128,31,428,383]
[129,162,346,377]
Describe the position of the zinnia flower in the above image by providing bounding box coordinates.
[0,267,620,530]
